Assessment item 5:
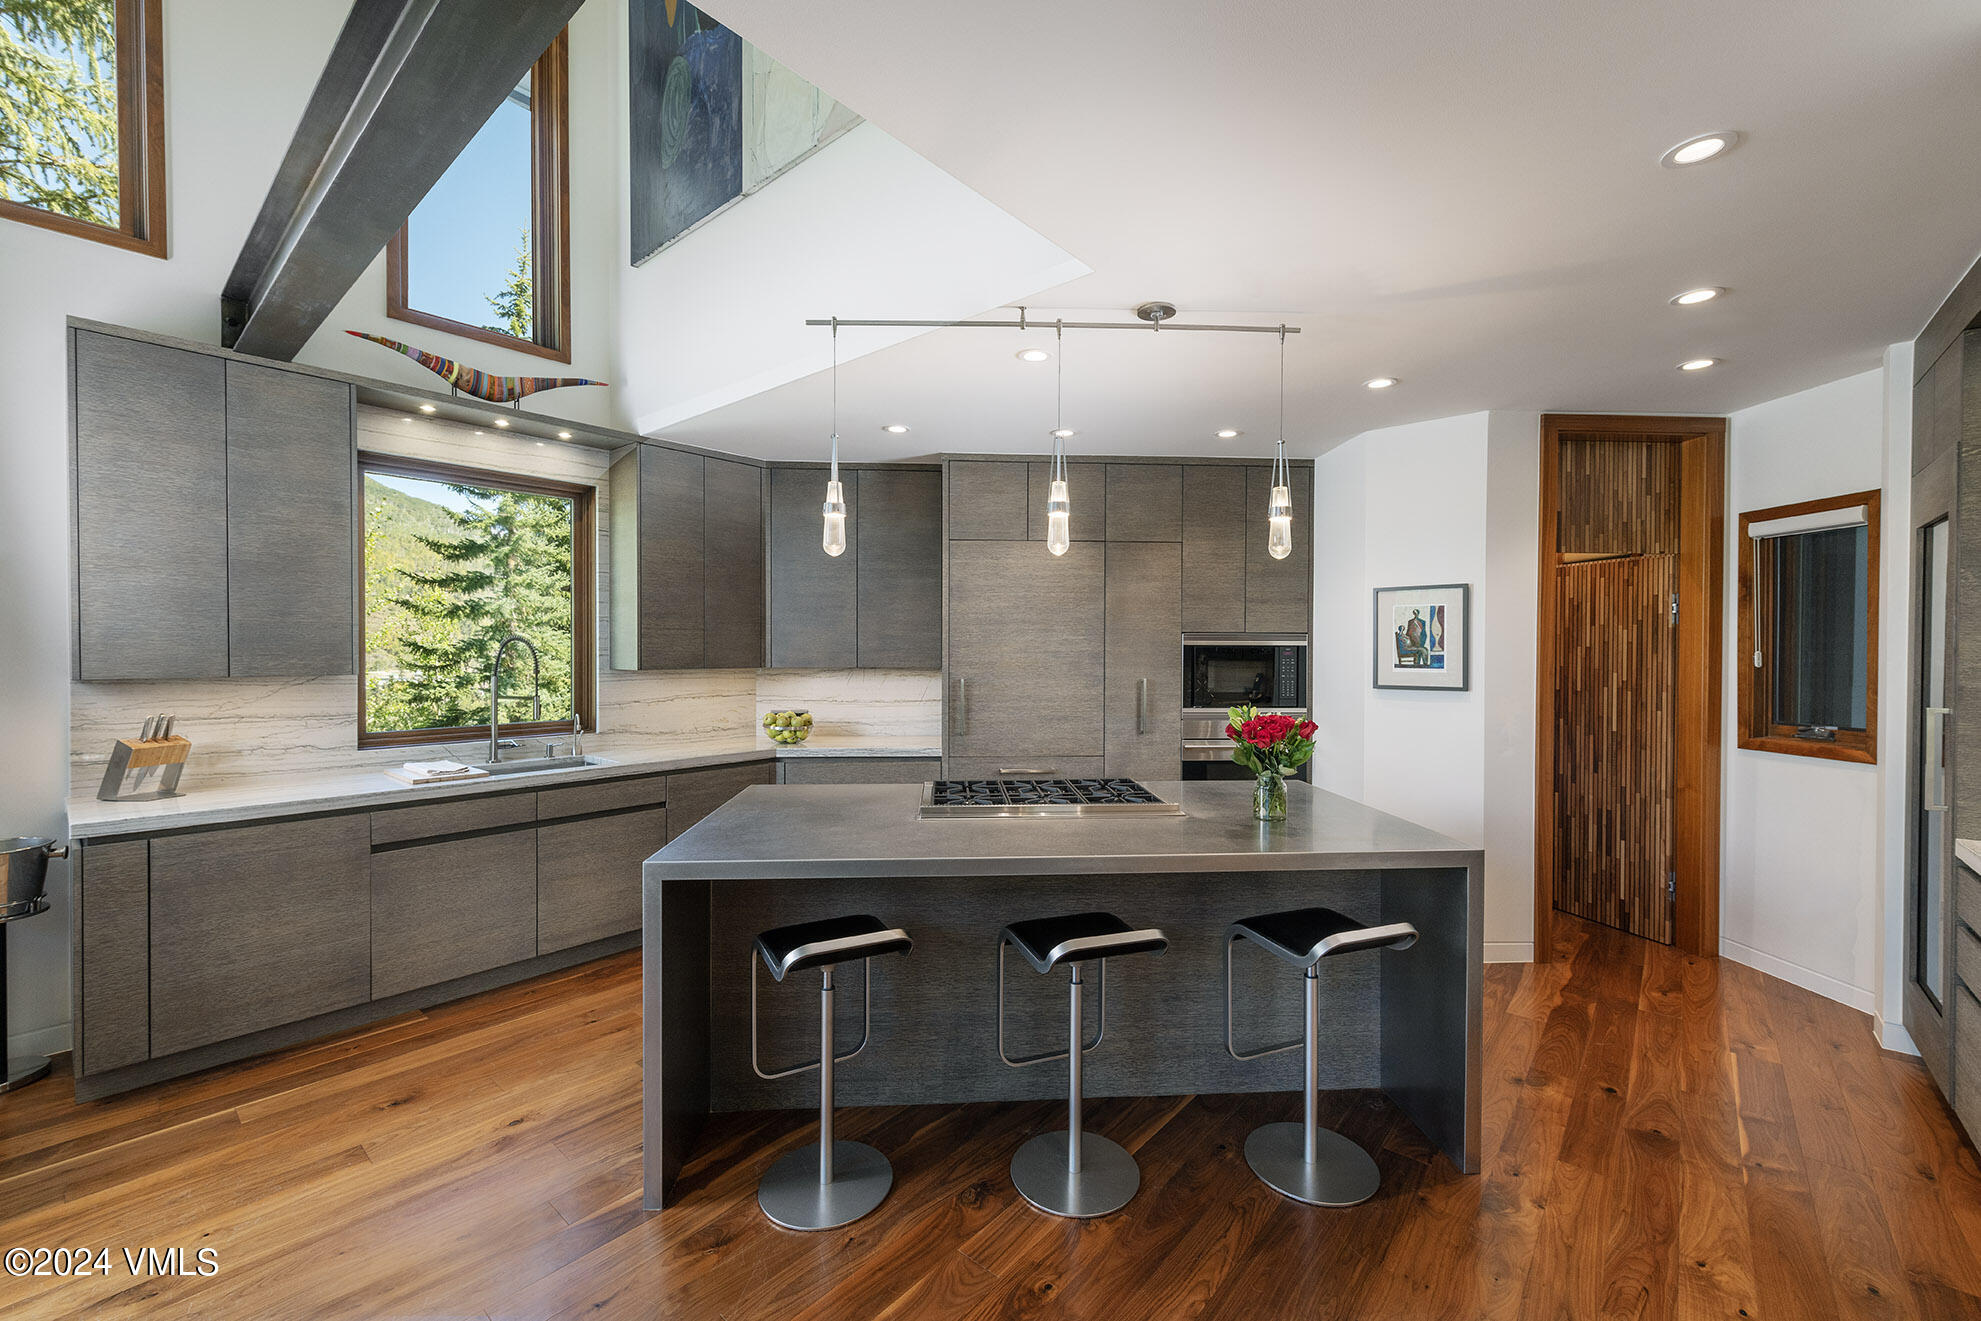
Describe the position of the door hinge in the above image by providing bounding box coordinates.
[1668,870,1677,906]
[1670,593,1678,624]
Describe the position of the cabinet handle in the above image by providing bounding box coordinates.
[1925,706,1950,812]
[953,677,969,736]
[1136,678,1149,736]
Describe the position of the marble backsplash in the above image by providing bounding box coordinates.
[754,669,942,736]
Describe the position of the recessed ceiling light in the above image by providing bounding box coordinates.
[1670,287,1724,306]
[882,423,910,434]
[473,430,484,436]
[493,417,509,428]
[1050,428,1076,439]
[1364,377,1398,390]
[1678,357,1720,371]
[1216,428,1242,439]
[400,416,411,423]
[557,430,573,440]
[1660,131,1740,168]
[536,441,546,447]
[417,403,436,413]
[1016,348,1051,362]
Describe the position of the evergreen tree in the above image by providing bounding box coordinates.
[484,231,534,340]
[0,0,120,224]
[371,482,574,735]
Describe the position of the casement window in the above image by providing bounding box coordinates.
[386,30,571,361]
[0,0,166,255]
[359,453,595,748]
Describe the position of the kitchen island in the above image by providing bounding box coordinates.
[641,780,1482,1208]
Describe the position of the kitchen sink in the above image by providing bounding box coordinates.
[473,754,617,777]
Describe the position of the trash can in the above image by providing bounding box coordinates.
[2,837,66,1093]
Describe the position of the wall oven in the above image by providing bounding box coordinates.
[1180,635,1311,781]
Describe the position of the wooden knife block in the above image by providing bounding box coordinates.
[97,736,191,802]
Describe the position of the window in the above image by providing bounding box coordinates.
[386,30,570,360]
[0,0,165,255]
[1737,490,1880,763]
[360,454,594,748]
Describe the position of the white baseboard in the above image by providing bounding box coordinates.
[7,1023,71,1061]
[1718,938,1877,1015]
[1485,941,1534,963]
[1878,1020,1920,1056]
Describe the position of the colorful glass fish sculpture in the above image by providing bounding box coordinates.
[345,332,607,403]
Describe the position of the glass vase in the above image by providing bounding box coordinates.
[1252,771,1287,822]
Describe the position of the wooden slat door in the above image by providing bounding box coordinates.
[1553,553,1677,942]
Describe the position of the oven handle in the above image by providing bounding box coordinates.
[1180,740,1238,762]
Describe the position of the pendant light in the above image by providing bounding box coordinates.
[1045,322,1071,556]
[1267,325,1293,560]
[821,318,848,557]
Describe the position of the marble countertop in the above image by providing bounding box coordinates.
[644,780,1481,882]
[1956,838,1981,875]
[68,733,942,840]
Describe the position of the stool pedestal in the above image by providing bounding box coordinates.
[1008,964,1139,1218]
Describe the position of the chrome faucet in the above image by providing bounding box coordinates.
[489,635,541,765]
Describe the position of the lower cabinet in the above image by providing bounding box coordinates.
[538,805,669,954]
[370,829,539,999]
[149,817,371,1058]
[779,756,941,785]
[76,840,150,1075]
[667,760,775,839]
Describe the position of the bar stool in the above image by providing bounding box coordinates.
[750,913,913,1230]
[1225,906,1417,1207]
[997,910,1168,1218]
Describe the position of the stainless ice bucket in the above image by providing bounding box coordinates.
[0,837,66,920]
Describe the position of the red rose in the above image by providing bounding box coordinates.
[1297,720,1317,739]
[1225,723,1240,740]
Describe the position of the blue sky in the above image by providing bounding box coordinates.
[406,81,533,331]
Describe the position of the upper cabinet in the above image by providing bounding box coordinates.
[610,445,766,671]
[1104,464,1182,542]
[769,465,857,667]
[769,466,941,669]
[1244,464,1313,634]
[1181,465,1247,632]
[946,461,1029,539]
[72,330,355,680]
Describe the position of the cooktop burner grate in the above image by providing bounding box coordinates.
[919,777,1183,818]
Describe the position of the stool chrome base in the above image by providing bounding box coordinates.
[1,1056,50,1095]
[1010,1131,1140,1218]
[1243,1121,1380,1207]
[758,1140,892,1231]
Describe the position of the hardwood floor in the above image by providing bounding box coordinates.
[3,915,1978,1319]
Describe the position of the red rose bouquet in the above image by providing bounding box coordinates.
[1224,704,1317,820]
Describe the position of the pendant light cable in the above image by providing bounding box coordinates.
[821,318,848,556]
[1266,325,1294,560]
[1054,321,1066,481]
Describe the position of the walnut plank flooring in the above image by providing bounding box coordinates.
[3,917,1979,1319]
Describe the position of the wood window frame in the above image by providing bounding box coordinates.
[384,29,571,363]
[357,452,595,750]
[1736,489,1880,765]
[0,0,167,257]
[1534,414,1725,961]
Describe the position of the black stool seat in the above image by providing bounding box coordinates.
[1227,906,1418,969]
[1001,910,1168,973]
[755,914,913,981]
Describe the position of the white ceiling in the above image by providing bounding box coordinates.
[654,0,1981,462]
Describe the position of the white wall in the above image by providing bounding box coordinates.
[1720,367,1910,1019]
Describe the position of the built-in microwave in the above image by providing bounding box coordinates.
[1182,635,1308,715]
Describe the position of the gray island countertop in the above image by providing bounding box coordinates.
[644,779,1478,881]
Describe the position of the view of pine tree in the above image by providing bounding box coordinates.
[363,474,575,736]
[484,231,534,340]
[0,0,120,224]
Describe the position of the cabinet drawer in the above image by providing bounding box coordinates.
[1958,920,1981,1000]
[780,757,941,785]
[942,756,1107,780]
[1958,859,1981,929]
[372,792,536,845]
[1956,984,1981,1145]
[370,832,538,999]
[539,806,669,954]
[538,773,667,821]
[666,761,775,839]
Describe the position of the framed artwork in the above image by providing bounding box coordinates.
[1373,583,1471,690]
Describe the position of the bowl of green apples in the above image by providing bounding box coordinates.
[761,709,814,745]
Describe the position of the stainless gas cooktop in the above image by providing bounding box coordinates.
[918,777,1185,819]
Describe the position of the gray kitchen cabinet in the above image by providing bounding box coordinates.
[370,830,538,998]
[666,760,775,839]
[1181,465,1248,632]
[1104,464,1182,542]
[1104,542,1183,781]
[704,456,767,668]
[946,461,1029,539]
[942,755,1105,780]
[945,539,1104,763]
[1245,464,1314,633]
[857,467,942,667]
[75,840,150,1076]
[1026,461,1106,543]
[779,756,941,784]
[148,816,370,1058]
[769,466,858,667]
[610,444,709,670]
[226,361,355,676]
[538,805,670,953]
[72,330,230,680]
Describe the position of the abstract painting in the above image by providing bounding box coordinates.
[629,0,860,264]
[344,332,607,404]
[1373,584,1470,690]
